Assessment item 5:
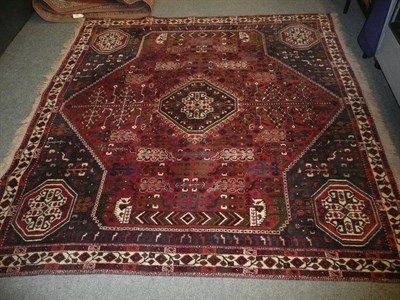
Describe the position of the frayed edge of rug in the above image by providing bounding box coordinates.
[0,20,85,179]
[331,13,400,189]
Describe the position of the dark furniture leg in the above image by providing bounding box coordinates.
[374,59,381,69]
[344,0,352,13]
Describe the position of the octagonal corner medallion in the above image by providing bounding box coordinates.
[13,179,78,241]
[279,24,320,50]
[91,29,130,54]
[311,180,381,246]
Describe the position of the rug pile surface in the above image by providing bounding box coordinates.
[0,14,399,281]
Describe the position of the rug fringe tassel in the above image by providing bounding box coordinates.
[0,20,84,179]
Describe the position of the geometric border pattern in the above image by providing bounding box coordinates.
[1,248,400,277]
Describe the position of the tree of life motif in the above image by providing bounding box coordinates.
[80,86,138,129]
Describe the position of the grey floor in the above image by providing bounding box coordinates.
[0,0,400,299]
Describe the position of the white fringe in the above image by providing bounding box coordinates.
[0,20,84,179]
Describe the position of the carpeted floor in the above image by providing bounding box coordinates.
[0,0,399,299]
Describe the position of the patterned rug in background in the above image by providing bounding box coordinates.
[33,0,154,22]
[0,15,399,281]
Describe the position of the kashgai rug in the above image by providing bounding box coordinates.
[0,15,399,281]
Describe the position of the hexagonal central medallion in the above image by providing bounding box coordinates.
[159,80,237,134]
